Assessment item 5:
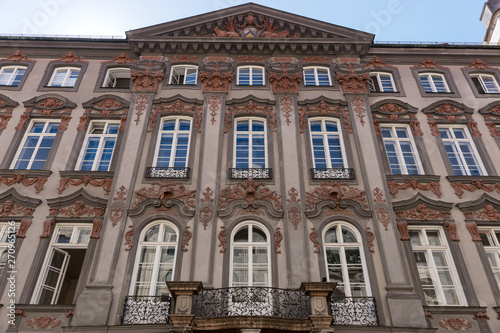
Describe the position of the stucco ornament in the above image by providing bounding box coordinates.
[133,180,196,210]
[218,178,282,211]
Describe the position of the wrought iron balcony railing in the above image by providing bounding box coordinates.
[311,168,355,180]
[192,287,311,318]
[146,167,190,179]
[229,168,272,180]
[330,296,378,326]
[122,295,171,325]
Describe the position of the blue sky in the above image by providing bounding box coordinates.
[0,0,488,42]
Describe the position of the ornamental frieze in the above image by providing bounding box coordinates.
[336,71,370,94]
[200,69,233,92]
[0,50,36,62]
[479,102,500,138]
[422,101,473,124]
[464,205,500,221]
[461,58,496,70]
[363,57,397,69]
[50,51,88,63]
[410,58,448,70]
[218,178,282,211]
[387,180,442,198]
[58,176,113,195]
[395,204,443,220]
[305,181,368,211]
[149,99,202,133]
[298,100,351,134]
[450,180,500,198]
[438,318,472,330]
[0,174,48,194]
[101,53,136,64]
[213,14,300,38]
[268,70,302,93]
[225,100,276,133]
[133,180,196,210]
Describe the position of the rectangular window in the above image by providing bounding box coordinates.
[479,228,500,290]
[49,67,80,87]
[381,125,422,175]
[237,66,264,86]
[309,119,346,168]
[33,224,92,305]
[369,72,395,92]
[0,223,18,276]
[303,67,331,86]
[409,227,466,306]
[154,117,192,168]
[0,66,27,86]
[169,65,198,85]
[77,121,119,171]
[234,119,267,168]
[439,126,485,176]
[11,121,59,170]
[471,74,500,94]
[419,73,450,93]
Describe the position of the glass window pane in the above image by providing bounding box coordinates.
[252,227,267,242]
[325,227,337,243]
[234,227,249,242]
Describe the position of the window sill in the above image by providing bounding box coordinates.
[162,84,200,90]
[423,305,486,315]
[0,169,52,178]
[59,170,114,179]
[386,174,440,183]
[446,175,500,184]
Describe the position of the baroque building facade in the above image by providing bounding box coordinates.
[1,2,500,332]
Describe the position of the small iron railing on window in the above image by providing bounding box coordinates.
[146,167,190,179]
[192,287,310,318]
[330,296,378,326]
[122,295,171,325]
[310,168,355,180]
[229,168,272,180]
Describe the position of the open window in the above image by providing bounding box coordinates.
[102,68,131,88]
[169,65,198,85]
[369,72,395,92]
[471,74,500,94]
[32,224,92,305]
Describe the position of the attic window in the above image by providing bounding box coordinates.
[169,65,198,85]
[103,68,131,88]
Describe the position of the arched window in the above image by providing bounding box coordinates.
[230,222,270,287]
[323,222,371,297]
[130,222,178,296]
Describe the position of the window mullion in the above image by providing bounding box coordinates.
[170,132,179,168]
[454,140,471,176]
[340,246,351,297]
[149,244,162,295]
[426,248,446,305]
[92,136,105,171]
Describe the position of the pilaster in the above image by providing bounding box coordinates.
[72,59,164,326]
[337,67,427,328]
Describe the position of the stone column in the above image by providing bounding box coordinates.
[72,59,165,327]
[301,282,336,333]
[337,66,427,328]
[167,281,202,331]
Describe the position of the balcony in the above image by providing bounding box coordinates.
[310,168,355,180]
[122,295,171,325]
[146,167,190,179]
[192,287,311,318]
[330,296,378,326]
[229,168,272,180]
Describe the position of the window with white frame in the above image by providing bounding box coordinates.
[303,67,331,86]
[129,222,178,296]
[102,68,131,88]
[369,72,395,92]
[32,224,92,305]
[0,66,27,86]
[230,222,270,288]
[478,228,500,290]
[309,118,346,169]
[418,73,450,93]
[408,227,466,306]
[381,125,423,175]
[76,121,119,171]
[11,121,59,170]
[48,67,81,87]
[0,222,18,277]
[169,65,198,85]
[471,74,500,94]
[237,66,264,86]
[323,222,371,297]
[154,117,192,168]
[234,118,267,169]
[439,126,486,176]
